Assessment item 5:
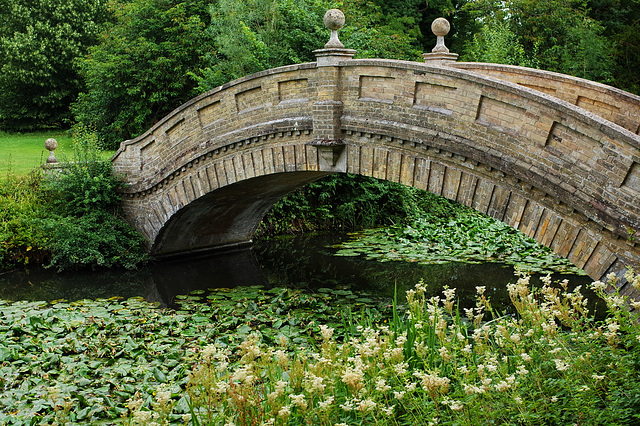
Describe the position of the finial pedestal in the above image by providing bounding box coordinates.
[44,138,58,164]
[314,9,356,66]
[423,18,458,65]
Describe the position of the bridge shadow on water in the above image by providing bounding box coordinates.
[0,233,595,314]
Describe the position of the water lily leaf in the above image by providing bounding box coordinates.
[153,367,167,383]
[236,325,252,335]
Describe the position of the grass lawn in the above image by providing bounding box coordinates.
[0,131,115,177]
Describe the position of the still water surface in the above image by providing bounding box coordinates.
[0,232,594,310]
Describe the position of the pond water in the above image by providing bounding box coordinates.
[0,232,594,310]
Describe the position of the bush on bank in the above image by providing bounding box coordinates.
[0,129,148,272]
[256,173,461,237]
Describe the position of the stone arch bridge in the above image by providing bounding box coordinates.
[112,19,640,295]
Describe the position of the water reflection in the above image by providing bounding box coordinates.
[0,232,594,311]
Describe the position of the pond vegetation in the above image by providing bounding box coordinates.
[1,271,639,424]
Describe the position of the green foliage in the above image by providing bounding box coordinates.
[257,174,428,236]
[586,0,640,93]
[464,20,539,67]
[145,270,640,424]
[42,210,150,271]
[194,0,427,92]
[333,205,585,275]
[193,0,329,90]
[40,128,149,271]
[0,0,108,130]
[0,128,148,272]
[0,286,390,424]
[462,0,615,84]
[1,266,639,424]
[42,127,122,216]
[73,0,213,149]
[0,171,49,270]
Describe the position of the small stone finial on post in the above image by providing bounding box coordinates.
[423,18,458,64]
[44,138,58,164]
[323,9,346,48]
[313,9,356,66]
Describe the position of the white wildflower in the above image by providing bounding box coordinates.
[495,381,510,392]
[290,394,307,409]
[375,378,391,392]
[318,396,334,410]
[278,405,291,417]
[319,324,334,341]
[357,398,377,413]
[382,405,395,416]
[393,390,406,400]
[554,359,569,371]
[463,384,485,395]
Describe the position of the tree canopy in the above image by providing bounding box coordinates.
[73,0,213,148]
[0,0,108,131]
[1,0,638,144]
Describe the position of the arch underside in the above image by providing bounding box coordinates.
[132,135,639,298]
[151,170,330,257]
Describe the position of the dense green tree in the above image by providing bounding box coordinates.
[461,0,616,84]
[73,0,213,149]
[0,0,108,130]
[586,0,640,93]
[195,0,430,92]
[193,0,329,90]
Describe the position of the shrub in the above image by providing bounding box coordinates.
[0,171,49,270]
[36,126,149,271]
[257,174,439,236]
[43,210,149,271]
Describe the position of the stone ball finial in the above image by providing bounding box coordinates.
[45,138,58,151]
[431,17,451,53]
[45,138,58,164]
[323,9,346,48]
[431,17,451,37]
[324,9,345,30]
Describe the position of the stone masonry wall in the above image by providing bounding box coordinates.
[111,57,640,294]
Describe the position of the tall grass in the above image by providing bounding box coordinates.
[125,270,640,425]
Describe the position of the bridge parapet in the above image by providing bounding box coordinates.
[333,58,640,236]
[113,62,319,191]
[452,62,640,135]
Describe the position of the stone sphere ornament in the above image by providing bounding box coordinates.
[44,138,58,152]
[431,17,451,37]
[431,17,451,53]
[45,138,58,164]
[323,9,346,48]
[324,9,345,30]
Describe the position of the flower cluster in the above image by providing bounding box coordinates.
[130,269,640,425]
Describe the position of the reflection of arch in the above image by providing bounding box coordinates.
[112,58,640,295]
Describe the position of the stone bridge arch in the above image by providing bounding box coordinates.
[112,22,640,295]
